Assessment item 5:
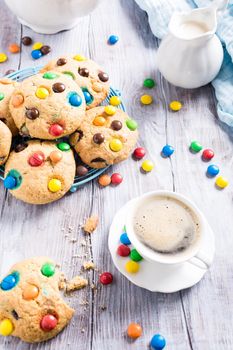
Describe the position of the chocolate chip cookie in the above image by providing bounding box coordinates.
[0,78,18,135]
[0,120,12,165]
[70,106,138,168]
[41,55,110,109]
[9,73,86,139]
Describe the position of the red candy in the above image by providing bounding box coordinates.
[202,148,214,161]
[40,314,58,331]
[99,272,113,285]
[28,152,45,167]
[117,244,130,257]
[133,147,146,159]
[49,124,64,137]
[111,173,123,185]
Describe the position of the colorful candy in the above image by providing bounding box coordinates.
[23,284,39,300]
[190,141,203,152]
[40,45,51,55]
[33,42,43,50]
[0,319,14,336]
[99,272,113,285]
[93,133,105,144]
[68,92,82,107]
[117,244,130,257]
[109,139,123,152]
[28,152,45,167]
[49,124,64,137]
[127,323,142,339]
[0,92,4,101]
[73,54,86,61]
[36,87,49,99]
[98,174,111,187]
[57,142,70,151]
[215,176,228,189]
[111,120,122,130]
[52,82,65,93]
[169,100,182,111]
[141,160,154,172]
[11,94,24,107]
[144,78,155,88]
[207,164,219,177]
[98,72,109,82]
[202,148,214,161]
[31,49,42,60]
[92,82,102,92]
[93,116,106,126]
[48,179,62,193]
[133,147,146,159]
[110,95,121,106]
[22,36,32,46]
[83,91,93,104]
[161,144,174,157]
[0,272,19,290]
[26,107,39,120]
[140,94,153,105]
[8,43,20,53]
[108,35,119,45]
[150,334,166,350]
[41,263,55,277]
[125,260,140,273]
[111,173,123,185]
[76,165,88,176]
[104,105,116,116]
[40,314,58,331]
[0,53,8,63]
[126,119,138,131]
[50,150,63,164]
[130,249,143,262]
[120,232,131,245]
[3,176,17,190]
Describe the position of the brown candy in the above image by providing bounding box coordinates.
[25,107,39,120]
[76,165,88,176]
[78,68,89,77]
[57,58,67,66]
[52,83,66,93]
[111,120,122,131]
[98,72,109,82]
[40,45,51,55]
[15,143,28,153]
[21,36,32,46]
[93,133,105,144]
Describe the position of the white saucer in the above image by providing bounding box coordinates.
[108,199,215,293]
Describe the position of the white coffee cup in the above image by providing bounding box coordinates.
[4,0,102,34]
[125,191,212,270]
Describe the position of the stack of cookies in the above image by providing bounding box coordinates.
[0,55,138,204]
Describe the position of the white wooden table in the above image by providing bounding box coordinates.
[0,0,233,349]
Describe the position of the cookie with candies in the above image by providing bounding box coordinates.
[4,140,75,204]
[70,106,138,169]
[0,120,12,165]
[9,73,86,139]
[0,78,18,135]
[0,257,74,343]
[41,55,110,109]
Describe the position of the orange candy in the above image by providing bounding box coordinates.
[93,116,106,126]
[23,284,39,300]
[12,94,24,107]
[98,174,111,187]
[127,323,143,339]
[8,43,20,54]
[50,150,63,163]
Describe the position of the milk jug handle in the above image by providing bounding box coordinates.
[212,0,229,15]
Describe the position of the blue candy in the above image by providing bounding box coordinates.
[162,145,174,157]
[69,93,82,107]
[0,272,19,291]
[4,175,17,189]
[108,35,119,45]
[150,334,166,350]
[207,164,219,177]
[83,91,93,104]
[120,232,131,245]
[31,49,42,60]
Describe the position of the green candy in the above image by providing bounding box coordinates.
[143,78,155,89]
[126,119,138,131]
[130,249,143,262]
[41,263,55,277]
[63,71,75,80]
[0,92,5,101]
[57,142,70,152]
[43,72,59,79]
[190,141,203,152]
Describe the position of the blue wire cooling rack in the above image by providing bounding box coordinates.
[0,66,126,192]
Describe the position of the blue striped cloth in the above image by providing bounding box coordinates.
[135,0,233,127]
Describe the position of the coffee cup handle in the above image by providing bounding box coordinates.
[188,251,212,270]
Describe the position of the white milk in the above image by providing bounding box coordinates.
[178,21,209,39]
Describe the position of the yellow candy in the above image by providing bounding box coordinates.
[0,319,14,336]
[109,139,123,152]
[0,53,8,63]
[140,94,153,105]
[73,54,86,61]
[110,96,121,106]
[215,176,229,189]
[48,179,62,192]
[32,42,43,50]
[169,100,182,111]
[125,261,140,274]
[35,87,49,99]
[141,160,154,172]
[104,105,116,116]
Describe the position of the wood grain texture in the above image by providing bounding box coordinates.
[0,0,233,349]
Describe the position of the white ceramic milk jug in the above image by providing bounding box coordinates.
[157,0,228,89]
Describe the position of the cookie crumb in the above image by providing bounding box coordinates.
[66,276,88,292]
[83,261,95,270]
[100,305,107,311]
[59,273,67,290]
[83,215,99,234]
